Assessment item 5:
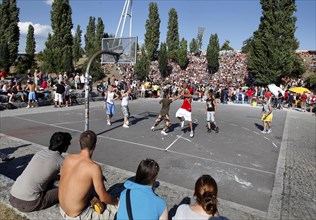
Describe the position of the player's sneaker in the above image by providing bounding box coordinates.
[207,127,212,133]
[180,120,185,128]
[107,121,111,126]
[26,105,30,108]
[261,130,267,133]
[267,129,272,133]
[123,124,129,128]
[151,126,155,131]
[190,131,194,138]
[215,127,219,133]
[161,130,168,135]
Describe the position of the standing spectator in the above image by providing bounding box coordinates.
[300,92,308,112]
[64,81,71,107]
[74,73,80,90]
[117,159,168,220]
[10,132,72,212]
[0,69,6,80]
[80,73,85,89]
[26,80,36,108]
[54,81,65,108]
[173,175,228,220]
[261,97,273,133]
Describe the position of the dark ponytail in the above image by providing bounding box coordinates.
[194,175,218,216]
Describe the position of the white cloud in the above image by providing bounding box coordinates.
[45,0,54,6]
[19,21,52,38]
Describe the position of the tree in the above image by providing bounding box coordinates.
[220,40,234,51]
[83,17,105,81]
[43,0,73,73]
[144,2,160,61]
[25,24,36,69]
[135,47,150,80]
[95,17,104,51]
[85,16,96,56]
[247,0,301,85]
[0,40,9,71]
[73,25,82,63]
[166,8,179,61]
[177,38,188,70]
[241,37,253,53]
[0,0,20,71]
[206,33,220,74]
[42,33,56,72]
[189,38,198,54]
[158,42,168,77]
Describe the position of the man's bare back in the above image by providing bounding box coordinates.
[59,151,117,217]
[27,83,35,92]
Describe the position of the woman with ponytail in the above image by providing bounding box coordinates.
[173,175,229,219]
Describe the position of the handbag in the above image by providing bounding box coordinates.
[126,189,133,220]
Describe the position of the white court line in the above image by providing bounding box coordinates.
[242,127,250,131]
[12,116,275,175]
[53,119,100,125]
[272,142,278,148]
[254,132,261,135]
[230,123,238,126]
[165,134,183,151]
[264,136,270,141]
[167,149,275,175]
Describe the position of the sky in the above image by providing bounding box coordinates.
[15,0,316,53]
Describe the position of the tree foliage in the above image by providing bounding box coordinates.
[144,2,160,61]
[189,38,198,54]
[43,0,73,73]
[177,38,188,70]
[73,25,82,63]
[83,17,105,81]
[166,8,179,61]
[135,47,150,80]
[25,24,36,69]
[206,33,220,74]
[85,16,96,56]
[220,40,234,51]
[247,0,301,85]
[0,0,20,71]
[158,42,168,78]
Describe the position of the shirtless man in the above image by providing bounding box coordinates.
[26,80,36,108]
[59,130,118,220]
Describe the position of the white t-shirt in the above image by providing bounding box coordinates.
[121,94,129,106]
[107,91,115,104]
[173,204,213,220]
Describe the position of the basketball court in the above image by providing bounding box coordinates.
[0,99,287,213]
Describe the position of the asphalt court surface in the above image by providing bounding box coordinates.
[0,99,287,212]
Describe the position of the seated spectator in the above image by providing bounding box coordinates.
[173,174,229,220]
[9,132,72,212]
[117,159,168,220]
[59,130,118,220]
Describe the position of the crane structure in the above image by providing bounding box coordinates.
[115,0,133,39]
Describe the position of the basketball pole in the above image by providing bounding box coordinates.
[84,50,121,131]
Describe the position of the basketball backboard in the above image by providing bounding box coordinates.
[101,37,137,64]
